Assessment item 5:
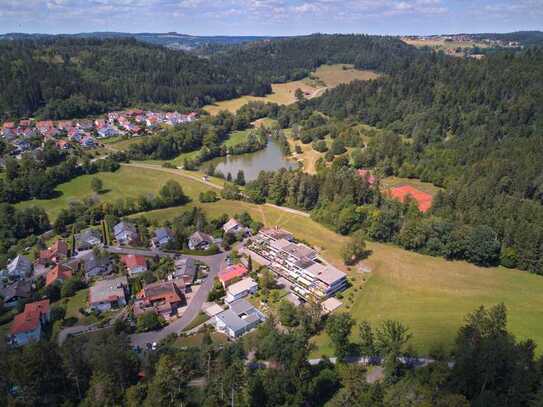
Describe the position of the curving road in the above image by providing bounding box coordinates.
[129,251,227,348]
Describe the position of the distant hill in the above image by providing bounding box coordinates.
[467,31,543,47]
[0,32,277,50]
[0,34,417,119]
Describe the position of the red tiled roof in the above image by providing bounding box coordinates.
[25,299,50,315]
[218,264,248,284]
[10,299,49,335]
[356,169,376,185]
[40,239,68,262]
[137,280,183,306]
[46,264,72,287]
[56,140,70,149]
[122,255,146,270]
[388,185,433,213]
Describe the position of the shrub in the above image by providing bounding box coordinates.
[136,311,164,332]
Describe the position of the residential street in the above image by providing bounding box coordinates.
[128,251,227,348]
[104,246,176,258]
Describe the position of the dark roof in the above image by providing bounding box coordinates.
[114,221,137,236]
[154,227,172,241]
[77,229,101,244]
[190,231,213,245]
[0,280,32,303]
[229,298,255,316]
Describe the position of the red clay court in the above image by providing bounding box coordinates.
[388,185,433,212]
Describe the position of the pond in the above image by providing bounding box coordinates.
[204,138,299,181]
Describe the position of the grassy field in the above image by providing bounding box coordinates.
[402,37,489,57]
[103,135,148,151]
[203,80,317,115]
[307,64,380,88]
[204,64,379,115]
[15,166,212,221]
[223,129,252,148]
[310,243,543,357]
[381,176,443,197]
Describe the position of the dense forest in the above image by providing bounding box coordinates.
[211,34,421,83]
[0,34,419,120]
[0,38,261,119]
[0,302,541,406]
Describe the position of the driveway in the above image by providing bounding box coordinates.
[129,252,227,348]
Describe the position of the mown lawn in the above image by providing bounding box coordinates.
[61,288,99,325]
[223,130,252,148]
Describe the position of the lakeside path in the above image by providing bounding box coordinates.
[121,162,310,218]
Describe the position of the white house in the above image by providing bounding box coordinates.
[222,218,242,235]
[225,277,258,304]
[213,299,265,339]
[114,221,139,245]
[3,255,32,280]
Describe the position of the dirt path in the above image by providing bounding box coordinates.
[122,162,222,190]
[121,162,310,218]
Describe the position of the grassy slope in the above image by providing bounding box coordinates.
[15,166,212,221]
[308,64,380,87]
[15,163,543,355]
[203,64,379,115]
[288,139,323,175]
[203,80,317,115]
[223,130,251,148]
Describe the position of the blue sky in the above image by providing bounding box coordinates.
[0,0,541,36]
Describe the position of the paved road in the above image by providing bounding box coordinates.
[58,307,128,344]
[129,251,227,348]
[105,246,176,258]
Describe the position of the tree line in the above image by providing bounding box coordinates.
[0,303,541,406]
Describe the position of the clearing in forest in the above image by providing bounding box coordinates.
[203,64,379,115]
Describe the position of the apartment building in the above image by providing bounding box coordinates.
[249,228,347,301]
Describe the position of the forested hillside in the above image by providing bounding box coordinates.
[213,34,420,83]
[296,48,543,273]
[0,35,418,120]
[0,38,265,119]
